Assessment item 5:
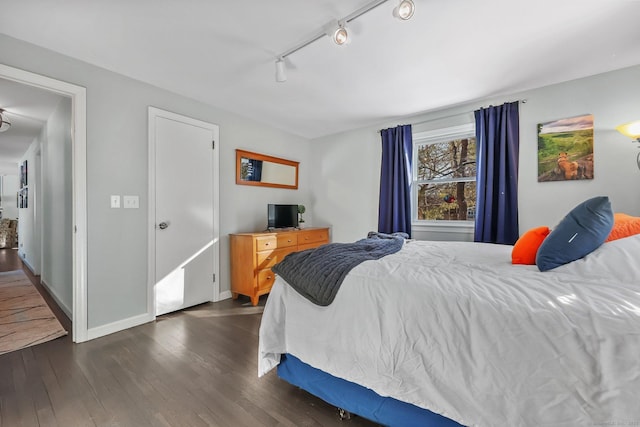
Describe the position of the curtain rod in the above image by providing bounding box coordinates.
[410,111,472,127]
[377,112,468,133]
[379,99,527,132]
[476,99,527,110]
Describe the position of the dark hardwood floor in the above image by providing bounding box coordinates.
[0,251,380,426]
[0,247,24,272]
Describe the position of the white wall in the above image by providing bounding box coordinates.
[18,133,43,276]
[311,65,640,243]
[41,98,72,313]
[0,34,312,333]
[309,127,381,243]
[516,66,640,231]
[1,174,19,220]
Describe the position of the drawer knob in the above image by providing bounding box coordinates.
[265,242,270,246]
[266,257,272,260]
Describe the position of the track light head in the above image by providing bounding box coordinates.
[275,58,287,82]
[324,20,349,45]
[333,23,349,45]
[394,0,415,20]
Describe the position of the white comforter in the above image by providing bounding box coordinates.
[258,236,640,427]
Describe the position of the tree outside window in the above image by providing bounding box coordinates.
[413,125,476,222]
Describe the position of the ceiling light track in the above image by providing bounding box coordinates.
[274,0,414,82]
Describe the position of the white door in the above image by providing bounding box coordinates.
[149,108,219,316]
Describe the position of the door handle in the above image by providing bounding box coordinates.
[158,221,169,230]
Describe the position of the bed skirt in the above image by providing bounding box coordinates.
[277,354,464,427]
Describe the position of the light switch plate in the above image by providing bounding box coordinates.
[123,195,139,209]
[110,195,121,208]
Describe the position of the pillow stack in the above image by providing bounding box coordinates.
[511,196,616,271]
[536,196,613,271]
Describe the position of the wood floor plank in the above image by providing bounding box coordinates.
[0,259,381,427]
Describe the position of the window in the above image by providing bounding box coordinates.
[412,124,476,223]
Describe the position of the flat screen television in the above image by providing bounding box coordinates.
[268,204,298,229]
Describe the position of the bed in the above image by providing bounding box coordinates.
[258,234,640,426]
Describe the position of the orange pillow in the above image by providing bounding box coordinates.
[606,213,640,242]
[512,226,551,265]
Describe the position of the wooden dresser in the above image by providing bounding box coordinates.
[230,227,330,305]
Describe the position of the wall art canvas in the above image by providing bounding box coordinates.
[537,114,594,182]
[20,160,28,188]
[18,188,28,209]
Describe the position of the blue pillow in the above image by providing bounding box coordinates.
[536,196,614,271]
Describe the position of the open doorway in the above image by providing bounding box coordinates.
[0,64,87,342]
[0,79,66,273]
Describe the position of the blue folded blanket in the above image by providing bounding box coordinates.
[272,232,406,306]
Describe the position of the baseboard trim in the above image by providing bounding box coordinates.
[217,290,232,301]
[40,279,73,319]
[87,293,231,341]
[20,257,37,275]
[87,313,154,341]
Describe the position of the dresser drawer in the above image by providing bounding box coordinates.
[255,235,277,251]
[230,227,330,306]
[298,228,329,245]
[256,247,296,270]
[276,232,298,248]
[257,268,276,292]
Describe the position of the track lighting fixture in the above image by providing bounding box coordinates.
[273,0,416,82]
[0,109,11,132]
[275,58,287,82]
[326,21,349,45]
[393,0,415,20]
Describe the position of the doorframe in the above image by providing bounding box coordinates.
[147,107,220,319]
[0,63,88,343]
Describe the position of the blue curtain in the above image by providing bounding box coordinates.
[474,102,520,244]
[379,125,413,237]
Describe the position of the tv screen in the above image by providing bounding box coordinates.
[268,204,298,229]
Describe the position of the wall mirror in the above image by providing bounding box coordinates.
[236,149,299,189]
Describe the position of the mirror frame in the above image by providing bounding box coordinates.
[235,149,299,189]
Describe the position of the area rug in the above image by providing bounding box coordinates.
[0,270,67,355]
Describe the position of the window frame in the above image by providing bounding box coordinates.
[411,123,476,230]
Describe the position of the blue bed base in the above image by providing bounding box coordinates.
[277,354,464,427]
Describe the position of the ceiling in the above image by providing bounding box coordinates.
[0,0,639,158]
[0,79,65,175]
